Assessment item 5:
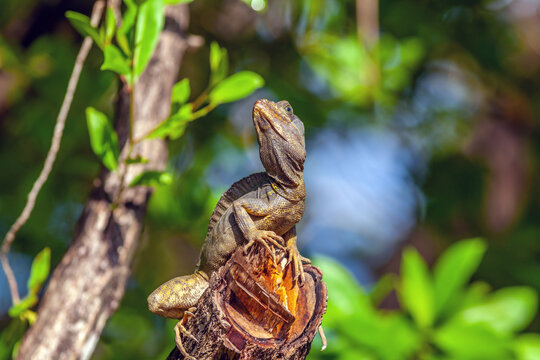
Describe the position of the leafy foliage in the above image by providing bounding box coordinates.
[86,107,119,171]
[101,45,130,75]
[309,239,539,360]
[133,0,164,78]
[65,11,103,48]
[208,71,265,104]
[145,43,264,141]
[67,6,263,181]
[8,248,50,322]
[3,0,540,359]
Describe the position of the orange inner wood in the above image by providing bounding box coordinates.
[222,247,314,343]
[259,254,299,317]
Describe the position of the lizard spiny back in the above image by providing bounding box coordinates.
[205,172,269,241]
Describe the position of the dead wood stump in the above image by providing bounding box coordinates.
[166,245,327,360]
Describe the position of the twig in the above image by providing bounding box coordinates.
[356,0,379,47]
[113,5,139,205]
[0,0,105,305]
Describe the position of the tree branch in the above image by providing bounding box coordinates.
[166,246,327,360]
[356,0,379,47]
[15,4,190,360]
[0,0,105,305]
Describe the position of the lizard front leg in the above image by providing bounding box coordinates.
[283,227,310,287]
[233,198,285,262]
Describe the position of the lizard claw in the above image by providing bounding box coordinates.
[286,245,307,287]
[174,310,199,360]
[243,230,285,263]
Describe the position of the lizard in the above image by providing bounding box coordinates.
[147,99,315,359]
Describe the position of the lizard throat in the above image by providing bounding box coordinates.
[271,180,305,202]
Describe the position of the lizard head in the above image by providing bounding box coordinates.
[253,99,306,188]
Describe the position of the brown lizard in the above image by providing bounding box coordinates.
[147,99,315,359]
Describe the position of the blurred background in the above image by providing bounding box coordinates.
[1,0,540,359]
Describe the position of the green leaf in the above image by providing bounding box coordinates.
[209,71,264,104]
[434,322,512,359]
[312,256,422,359]
[399,247,434,328]
[101,45,131,75]
[119,0,137,35]
[460,281,491,310]
[86,107,120,171]
[514,334,540,360]
[164,0,194,4]
[20,310,37,325]
[433,238,486,316]
[171,78,190,105]
[12,339,20,359]
[146,104,192,139]
[104,7,117,44]
[8,294,38,318]
[133,0,165,77]
[27,247,50,294]
[209,41,228,85]
[454,287,538,335]
[65,11,103,48]
[117,0,138,55]
[312,256,374,320]
[130,170,173,187]
[369,273,396,307]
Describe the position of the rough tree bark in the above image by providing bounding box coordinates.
[16,5,190,360]
[166,246,327,360]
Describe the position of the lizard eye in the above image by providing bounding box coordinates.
[284,105,293,114]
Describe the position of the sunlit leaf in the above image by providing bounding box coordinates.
[105,7,117,44]
[11,339,20,358]
[209,71,264,104]
[433,238,486,317]
[8,294,38,318]
[27,247,50,294]
[514,334,540,360]
[134,0,164,77]
[101,45,130,75]
[312,256,422,359]
[130,170,173,187]
[312,256,373,320]
[459,281,492,310]
[116,0,138,55]
[399,247,434,328]
[171,78,190,105]
[65,11,103,48]
[434,322,512,359]
[146,104,192,139]
[454,287,538,335]
[209,42,222,72]
[369,273,396,307]
[209,41,228,85]
[86,107,120,171]
[119,0,137,35]
[20,310,37,325]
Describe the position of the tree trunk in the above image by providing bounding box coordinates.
[16,5,190,359]
[166,246,327,360]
